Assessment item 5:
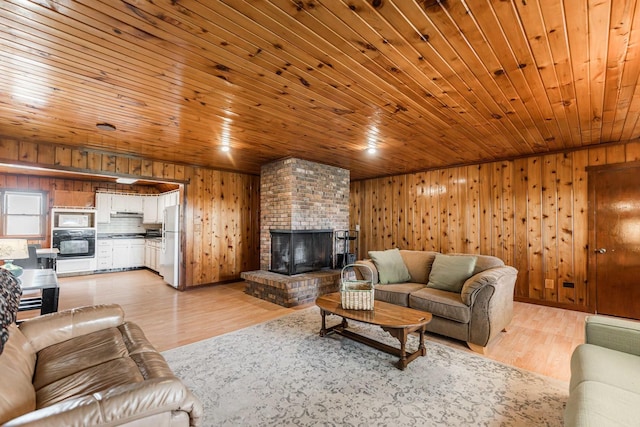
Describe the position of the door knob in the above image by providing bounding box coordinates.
[595,248,607,254]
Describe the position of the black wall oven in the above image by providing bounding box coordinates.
[52,229,96,259]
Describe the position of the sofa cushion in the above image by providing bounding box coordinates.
[399,250,437,284]
[34,322,170,409]
[471,254,504,275]
[368,249,411,284]
[374,283,426,307]
[426,254,477,293]
[33,327,129,390]
[37,356,145,409]
[409,288,471,323]
[569,343,640,394]
[565,380,640,427]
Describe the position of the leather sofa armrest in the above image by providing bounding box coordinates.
[3,376,203,427]
[355,259,378,284]
[18,304,125,353]
[584,315,640,356]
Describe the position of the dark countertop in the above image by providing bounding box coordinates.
[97,233,146,239]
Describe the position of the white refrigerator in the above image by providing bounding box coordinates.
[159,205,180,288]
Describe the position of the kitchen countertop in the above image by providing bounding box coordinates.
[97,233,146,239]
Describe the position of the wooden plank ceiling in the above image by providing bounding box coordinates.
[1,0,639,180]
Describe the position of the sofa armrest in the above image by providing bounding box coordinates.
[584,315,640,356]
[463,266,517,347]
[460,266,517,306]
[355,259,378,284]
[18,304,125,353]
[3,376,203,427]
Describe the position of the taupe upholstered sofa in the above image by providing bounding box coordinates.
[0,270,202,426]
[356,250,518,353]
[565,315,640,426]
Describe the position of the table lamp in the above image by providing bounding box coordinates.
[0,239,29,277]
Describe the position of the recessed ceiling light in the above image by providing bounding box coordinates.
[115,177,137,184]
[221,145,230,152]
[367,147,377,154]
[96,123,117,131]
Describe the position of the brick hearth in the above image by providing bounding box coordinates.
[241,270,341,307]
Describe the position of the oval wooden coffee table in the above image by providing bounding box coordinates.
[316,292,433,370]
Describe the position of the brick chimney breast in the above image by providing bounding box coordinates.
[259,158,350,270]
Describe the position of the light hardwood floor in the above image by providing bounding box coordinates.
[21,269,588,382]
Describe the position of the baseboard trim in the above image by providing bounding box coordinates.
[514,296,593,313]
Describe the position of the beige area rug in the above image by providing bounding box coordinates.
[163,307,567,426]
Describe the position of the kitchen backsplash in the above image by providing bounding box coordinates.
[97,217,160,234]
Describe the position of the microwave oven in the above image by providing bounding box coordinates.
[57,213,91,228]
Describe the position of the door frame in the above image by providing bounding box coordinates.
[587,160,640,314]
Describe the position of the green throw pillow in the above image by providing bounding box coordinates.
[368,248,411,284]
[426,254,477,293]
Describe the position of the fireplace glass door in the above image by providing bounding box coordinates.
[270,230,333,275]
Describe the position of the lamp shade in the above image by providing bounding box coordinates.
[0,239,29,277]
[0,239,29,260]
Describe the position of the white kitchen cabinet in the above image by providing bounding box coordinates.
[164,190,179,207]
[145,243,153,271]
[156,190,179,222]
[109,194,126,213]
[130,240,145,267]
[111,240,131,269]
[96,191,175,225]
[98,238,144,270]
[96,240,113,270]
[142,195,159,224]
[111,239,145,269]
[157,194,166,222]
[111,194,143,213]
[145,239,161,272]
[95,193,112,224]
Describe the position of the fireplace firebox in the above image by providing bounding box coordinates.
[270,229,333,275]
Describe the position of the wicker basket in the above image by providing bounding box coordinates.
[340,263,374,310]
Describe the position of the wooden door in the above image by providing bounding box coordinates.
[589,164,640,319]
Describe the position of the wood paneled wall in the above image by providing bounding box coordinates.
[184,167,259,286]
[350,141,640,311]
[0,139,260,289]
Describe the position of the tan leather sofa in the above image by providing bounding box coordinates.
[0,274,202,427]
[356,250,518,353]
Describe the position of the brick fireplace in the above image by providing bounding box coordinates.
[242,158,350,307]
[259,157,350,270]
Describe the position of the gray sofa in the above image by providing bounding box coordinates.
[565,315,640,426]
[355,250,518,353]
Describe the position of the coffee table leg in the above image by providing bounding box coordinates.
[418,327,427,356]
[320,312,348,337]
[396,329,409,370]
[320,309,327,337]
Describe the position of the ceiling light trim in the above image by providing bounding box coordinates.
[115,177,137,184]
